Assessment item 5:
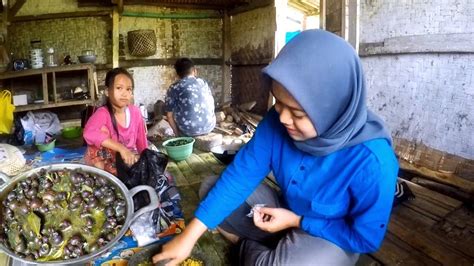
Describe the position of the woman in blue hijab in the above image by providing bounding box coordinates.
[154,30,398,265]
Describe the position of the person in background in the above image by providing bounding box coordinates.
[84,68,148,175]
[165,58,216,137]
[153,30,399,265]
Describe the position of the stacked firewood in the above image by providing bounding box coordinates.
[213,101,263,137]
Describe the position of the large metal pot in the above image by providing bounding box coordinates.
[0,163,159,265]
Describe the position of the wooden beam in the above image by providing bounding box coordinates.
[229,0,273,16]
[319,0,326,29]
[399,160,474,194]
[124,0,230,10]
[360,33,474,56]
[8,0,26,20]
[11,11,110,23]
[221,10,231,107]
[112,0,124,14]
[119,58,222,68]
[112,7,120,68]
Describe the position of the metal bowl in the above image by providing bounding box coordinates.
[0,163,158,265]
[77,55,96,63]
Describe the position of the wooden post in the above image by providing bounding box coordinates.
[319,0,326,30]
[221,10,231,107]
[42,72,48,104]
[52,72,57,103]
[112,7,119,68]
[347,0,360,52]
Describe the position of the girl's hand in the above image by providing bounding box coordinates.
[253,207,301,233]
[119,148,138,166]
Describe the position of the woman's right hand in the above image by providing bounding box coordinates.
[152,218,208,266]
[152,233,194,266]
[119,147,138,166]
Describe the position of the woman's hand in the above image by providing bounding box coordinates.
[152,218,207,266]
[119,147,138,166]
[152,233,194,266]
[253,207,301,233]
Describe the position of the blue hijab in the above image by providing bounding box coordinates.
[263,30,392,156]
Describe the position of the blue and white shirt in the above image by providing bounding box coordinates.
[165,76,216,136]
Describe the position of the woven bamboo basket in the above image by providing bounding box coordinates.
[128,29,157,57]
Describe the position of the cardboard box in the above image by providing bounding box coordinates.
[13,94,28,106]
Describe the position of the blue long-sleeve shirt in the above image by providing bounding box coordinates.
[195,109,399,253]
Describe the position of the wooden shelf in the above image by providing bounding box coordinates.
[1,64,97,114]
[14,99,94,112]
[0,64,95,79]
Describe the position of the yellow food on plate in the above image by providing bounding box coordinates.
[181,257,204,266]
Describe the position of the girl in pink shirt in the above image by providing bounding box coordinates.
[84,68,148,175]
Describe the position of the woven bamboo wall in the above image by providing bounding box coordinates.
[232,66,269,115]
[8,17,111,64]
[230,5,275,114]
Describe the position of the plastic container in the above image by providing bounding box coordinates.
[36,139,56,152]
[162,137,195,161]
[62,126,83,139]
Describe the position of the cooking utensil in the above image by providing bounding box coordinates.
[210,143,240,165]
[0,163,159,265]
[77,55,96,64]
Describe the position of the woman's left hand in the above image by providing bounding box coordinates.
[253,207,301,233]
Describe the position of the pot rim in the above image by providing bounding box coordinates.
[0,163,158,265]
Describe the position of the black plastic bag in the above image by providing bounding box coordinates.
[116,149,169,209]
[117,149,183,244]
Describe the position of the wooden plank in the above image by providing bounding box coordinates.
[119,58,222,68]
[404,179,462,209]
[112,7,119,68]
[190,183,202,198]
[185,154,217,179]
[0,64,94,79]
[197,153,225,175]
[221,10,231,107]
[359,33,474,56]
[52,72,57,103]
[356,255,381,266]
[14,99,94,112]
[196,232,227,265]
[207,231,231,265]
[42,72,48,104]
[166,162,189,187]
[400,160,474,193]
[432,207,474,258]
[8,0,26,20]
[388,207,472,265]
[373,232,441,265]
[176,160,202,185]
[11,11,110,22]
[176,185,200,223]
[229,0,273,16]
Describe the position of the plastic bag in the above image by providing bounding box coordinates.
[20,111,62,144]
[117,149,184,246]
[0,90,15,134]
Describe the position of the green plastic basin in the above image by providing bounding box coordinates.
[162,137,195,161]
[36,139,56,152]
[62,126,83,139]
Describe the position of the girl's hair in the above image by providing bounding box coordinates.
[105,67,134,89]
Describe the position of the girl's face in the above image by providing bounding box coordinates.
[272,81,317,141]
[108,74,133,108]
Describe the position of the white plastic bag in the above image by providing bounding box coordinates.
[20,111,62,144]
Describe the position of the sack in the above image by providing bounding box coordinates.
[0,90,15,134]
